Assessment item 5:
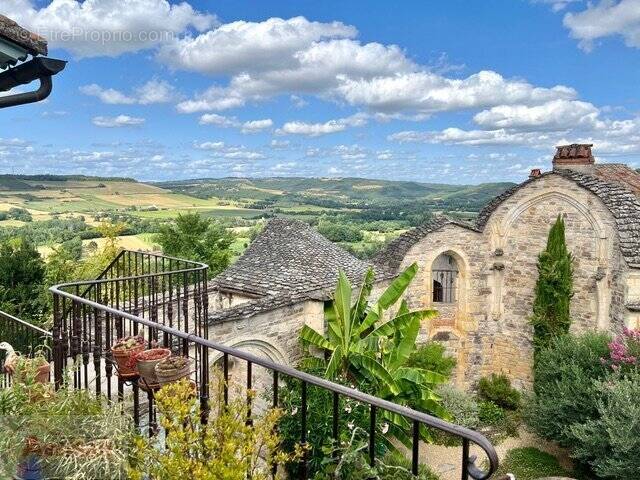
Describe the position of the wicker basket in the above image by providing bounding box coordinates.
[154,357,193,386]
[136,348,171,386]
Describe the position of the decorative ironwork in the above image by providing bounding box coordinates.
[41,249,499,479]
[433,269,457,303]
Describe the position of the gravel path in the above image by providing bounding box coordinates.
[403,428,573,480]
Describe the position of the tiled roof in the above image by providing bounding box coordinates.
[594,163,640,197]
[373,216,479,273]
[212,218,371,298]
[0,15,47,57]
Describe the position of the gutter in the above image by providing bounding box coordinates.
[0,56,66,109]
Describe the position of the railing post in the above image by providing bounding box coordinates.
[52,293,63,390]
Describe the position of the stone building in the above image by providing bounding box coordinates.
[208,144,640,389]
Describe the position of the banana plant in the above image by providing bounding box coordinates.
[300,263,446,419]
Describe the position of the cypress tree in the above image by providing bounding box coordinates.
[531,215,574,358]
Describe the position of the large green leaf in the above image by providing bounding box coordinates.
[333,270,353,348]
[396,367,448,386]
[376,262,418,310]
[325,345,344,378]
[370,310,435,338]
[352,268,375,322]
[352,353,400,395]
[300,324,334,350]
[389,315,420,370]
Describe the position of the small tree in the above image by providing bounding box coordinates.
[531,215,573,357]
[156,213,233,277]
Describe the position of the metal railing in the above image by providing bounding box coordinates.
[46,249,499,479]
[0,310,52,387]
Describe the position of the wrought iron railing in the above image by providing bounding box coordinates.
[432,269,457,303]
[46,249,500,479]
[0,310,52,387]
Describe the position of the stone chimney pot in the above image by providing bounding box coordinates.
[552,144,595,173]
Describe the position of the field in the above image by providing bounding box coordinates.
[0,174,514,261]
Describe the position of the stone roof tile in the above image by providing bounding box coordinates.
[211,218,371,298]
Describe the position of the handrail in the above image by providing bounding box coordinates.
[0,310,52,337]
[50,279,499,479]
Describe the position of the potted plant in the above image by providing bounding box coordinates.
[154,356,192,386]
[135,348,171,386]
[111,336,144,376]
[5,345,51,385]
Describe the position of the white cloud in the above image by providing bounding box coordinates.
[533,0,583,12]
[169,16,577,118]
[473,99,600,131]
[80,80,177,105]
[196,141,225,150]
[1,0,216,58]
[270,139,290,149]
[198,113,237,127]
[92,115,145,128]
[198,113,272,133]
[276,114,367,136]
[563,0,640,50]
[241,119,273,133]
[336,70,576,114]
[194,141,264,159]
[158,16,356,75]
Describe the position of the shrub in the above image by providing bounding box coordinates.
[603,327,640,372]
[436,384,478,429]
[407,343,456,380]
[494,447,570,480]
[477,400,504,426]
[311,427,440,480]
[570,371,640,479]
[129,376,302,480]
[526,332,611,447]
[477,373,520,410]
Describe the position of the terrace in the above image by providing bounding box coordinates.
[0,249,503,479]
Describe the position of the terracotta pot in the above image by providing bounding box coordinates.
[136,348,171,386]
[111,344,144,376]
[154,357,193,386]
[34,363,50,384]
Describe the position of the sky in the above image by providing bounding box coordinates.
[1,0,640,184]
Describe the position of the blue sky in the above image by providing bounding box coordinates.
[1,0,640,183]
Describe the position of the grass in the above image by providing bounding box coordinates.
[495,447,572,480]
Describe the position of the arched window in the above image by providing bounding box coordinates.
[432,253,459,303]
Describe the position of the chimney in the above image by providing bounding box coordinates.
[552,144,595,173]
[529,168,542,179]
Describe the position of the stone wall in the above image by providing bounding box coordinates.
[394,174,628,389]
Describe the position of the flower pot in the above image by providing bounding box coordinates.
[34,363,50,384]
[154,357,193,386]
[111,336,145,376]
[136,348,171,386]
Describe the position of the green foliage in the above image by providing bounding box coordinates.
[0,237,48,322]
[311,427,440,480]
[570,371,640,479]
[129,376,300,480]
[278,363,383,477]
[155,212,233,277]
[477,400,505,426]
[477,373,520,410]
[526,332,611,447]
[435,384,478,429]
[7,207,32,222]
[300,264,446,420]
[317,220,364,243]
[531,215,574,356]
[494,447,571,480]
[0,363,131,480]
[407,343,456,379]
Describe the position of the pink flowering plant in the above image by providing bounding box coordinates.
[602,327,640,372]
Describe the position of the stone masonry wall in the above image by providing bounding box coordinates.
[395,174,627,389]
